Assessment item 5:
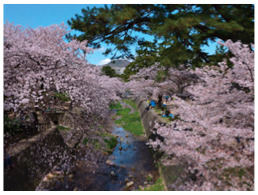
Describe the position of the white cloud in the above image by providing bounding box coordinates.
[95,47,106,52]
[97,58,111,66]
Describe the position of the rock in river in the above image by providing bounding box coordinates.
[110,171,116,177]
[106,160,115,166]
[126,181,134,188]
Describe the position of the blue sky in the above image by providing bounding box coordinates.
[3,3,219,65]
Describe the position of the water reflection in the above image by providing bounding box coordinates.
[37,115,159,191]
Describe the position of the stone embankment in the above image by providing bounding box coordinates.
[5,99,190,191]
[135,98,192,191]
[4,108,78,191]
[4,125,69,191]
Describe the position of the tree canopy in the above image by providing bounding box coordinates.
[4,21,124,121]
[67,4,254,69]
[126,40,254,190]
[101,65,117,77]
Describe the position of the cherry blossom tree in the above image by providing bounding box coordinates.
[4,21,89,112]
[4,22,124,180]
[148,40,254,190]
[4,21,123,125]
[126,62,198,107]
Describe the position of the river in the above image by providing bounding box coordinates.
[36,103,159,191]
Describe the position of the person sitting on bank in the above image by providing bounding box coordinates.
[171,93,175,101]
[150,100,156,108]
[165,95,169,103]
[161,108,165,115]
[165,110,170,117]
[168,108,174,118]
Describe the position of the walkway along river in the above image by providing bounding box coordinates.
[36,100,160,191]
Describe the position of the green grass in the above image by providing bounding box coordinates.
[223,167,247,180]
[109,102,123,110]
[115,107,144,136]
[116,108,131,116]
[83,138,89,145]
[153,108,174,124]
[104,137,118,153]
[99,132,118,153]
[57,125,71,131]
[139,177,165,191]
[54,92,70,102]
[83,132,118,153]
[122,99,138,110]
[4,115,22,135]
[146,175,153,182]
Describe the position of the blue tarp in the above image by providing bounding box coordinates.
[150,101,156,107]
[161,113,174,118]
[169,113,174,118]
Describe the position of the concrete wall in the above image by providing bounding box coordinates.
[135,98,192,191]
[4,126,69,191]
[135,98,164,138]
[4,107,86,191]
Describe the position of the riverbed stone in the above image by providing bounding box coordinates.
[106,160,115,166]
[148,173,153,179]
[126,181,134,188]
[47,173,54,179]
[54,171,62,175]
[68,174,74,179]
[42,176,48,182]
[110,171,115,177]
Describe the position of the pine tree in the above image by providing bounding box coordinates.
[68,4,254,68]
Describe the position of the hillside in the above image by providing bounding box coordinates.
[105,59,131,68]
[103,59,131,74]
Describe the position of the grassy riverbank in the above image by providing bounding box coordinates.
[139,177,165,191]
[122,99,138,110]
[111,100,144,136]
[83,122,118,154]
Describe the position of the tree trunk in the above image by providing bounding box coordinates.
[158,95,163,108]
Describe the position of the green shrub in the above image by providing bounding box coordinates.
[54,92,70,102]
[4,115,22,135]
[104,137,118,153]
[56,125,71,131]
[139,177,165,191]
[83,132,118,153]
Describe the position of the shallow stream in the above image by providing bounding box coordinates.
[36,104,159,191]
